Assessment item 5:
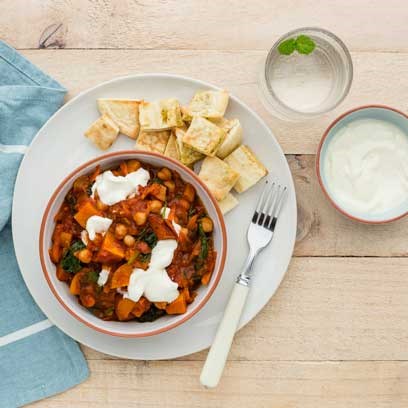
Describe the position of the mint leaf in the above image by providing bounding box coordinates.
[278,38,296,55]
[295,35,316,55]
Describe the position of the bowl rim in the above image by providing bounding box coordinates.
[39,150,227,337]
[316,104,408,224]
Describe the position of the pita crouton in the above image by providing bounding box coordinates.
[214,118,243,159]
[218,193,239,215]
[198,156,240,201]
[163,133,180,161]
[174,127,204,165]
[84,114,119,150]
[97,99,140,139]
[183,117,226,156]
[135,130,171,154]
[139,98,183,131]
[224,145,268,193]
[188,90,229,119]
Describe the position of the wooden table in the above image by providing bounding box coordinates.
[4,1,408,406]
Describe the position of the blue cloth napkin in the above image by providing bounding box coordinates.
[0,41,89,407]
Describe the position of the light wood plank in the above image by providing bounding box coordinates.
[3,0,408,52]
[289,155,408,256]
[30,360,408,408]
[81,257,408,362]
[19,49,408,154]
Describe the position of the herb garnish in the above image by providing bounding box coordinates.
[86,270,99,284]
[137,228,158,249]
[61,241,86,273]
[139,253,151,263]
[278,35,316,55]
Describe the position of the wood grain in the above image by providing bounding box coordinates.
[290,155,408,256]
[30,360,408,408]
[19,49,408,155]
[81,257,408,362]
[3,0,408,52]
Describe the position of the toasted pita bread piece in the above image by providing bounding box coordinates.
[218,193,239,215]
[97,99,140,139]
[188,90,229,119]
[135,130,171,154]
[163,133,180,161]
[183,117,226,157]
[84,114,119,150]
[139,98,183,131]
[174,127,204,166]
[224,145,268,193]
[214,118,243,159]
[181,106,193,124]
[198,156,239,201]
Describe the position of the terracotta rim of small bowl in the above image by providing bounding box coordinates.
[39,150,227,337]
[316,104,408,224]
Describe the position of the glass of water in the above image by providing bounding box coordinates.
[258,27,353,121]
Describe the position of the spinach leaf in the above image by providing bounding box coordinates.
[86,270,99,283]
[137,227,157,248]
[139,253,151,263]
[61,241,86,273]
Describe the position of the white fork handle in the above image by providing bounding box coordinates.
[200,282,249,388]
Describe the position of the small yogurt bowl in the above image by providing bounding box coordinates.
[316,105,408,224]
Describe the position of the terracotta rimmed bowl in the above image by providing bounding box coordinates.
[316,105,408,224]
[39,151,227,337]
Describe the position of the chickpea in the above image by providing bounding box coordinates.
[133,211,147,226]
[114,223,128,240]
[178,198,190,211]
[183,184,195,203]
[164,180,175,193]
[200,217,213,233]
[80,293,95,308]
[157,167,172,181]
[124,234,136,247]
[149,200,163,214]
[126,160,141,172]
[76,248,92,263]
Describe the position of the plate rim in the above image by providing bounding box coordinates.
[12,72,297,359]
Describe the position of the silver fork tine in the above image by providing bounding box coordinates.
[266,186,287,230]
[262,184,279,227]
[252,182,269,223]
[258,183,275,225]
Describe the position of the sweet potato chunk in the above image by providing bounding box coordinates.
[110,264,133,289]
[148,214,176,240]
[95,231,125,263]
[116,297,136,321]
[132,297,151,317]
[74,200,100,228]
[140,183,167,201]
[166,292,187,315]
[70,271,84,295]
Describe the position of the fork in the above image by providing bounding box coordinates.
[200,181,287,388]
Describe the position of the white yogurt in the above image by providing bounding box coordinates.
[91,168,150,206]
[125,240,179,303]
[85,215,112,240]
[161,207,182,235]
[97,268,110,286]
[323,118,408,216]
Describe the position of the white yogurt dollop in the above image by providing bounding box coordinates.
[323,118,408,216]
[161,207,182,235]
[86,215,112,240]
[125,240,179,303]
[97,268,110,286]
[91,168,150,206]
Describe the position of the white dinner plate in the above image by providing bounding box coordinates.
[12,74,297,359]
